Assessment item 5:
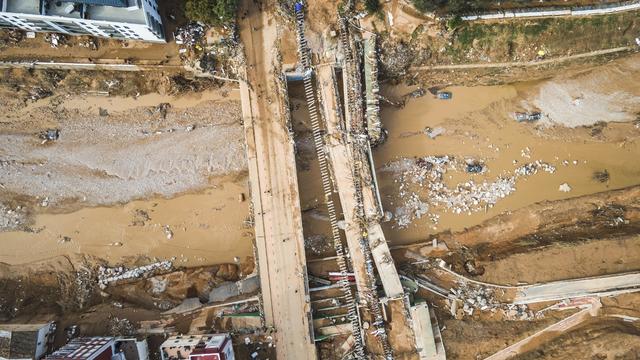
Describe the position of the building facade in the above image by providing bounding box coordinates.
[0,323,55,360]
[45,337,115,360]
[0,0,164,42]
[160,334,235,360]
[44,336,149,360]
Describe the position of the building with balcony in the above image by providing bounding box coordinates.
[0,0,164,42]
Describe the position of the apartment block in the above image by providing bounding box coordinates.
[0,0,164,42]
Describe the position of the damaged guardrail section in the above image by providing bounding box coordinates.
[461,0,640,20]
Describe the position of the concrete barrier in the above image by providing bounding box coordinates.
[461,0,640,21]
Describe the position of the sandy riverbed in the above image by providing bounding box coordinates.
[0,86,253,267]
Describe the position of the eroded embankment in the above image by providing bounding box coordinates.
[515,317,640,360]
[443,185,640,259]
[0,254,255,322]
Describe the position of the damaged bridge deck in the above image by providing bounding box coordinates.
[238,0,316,358]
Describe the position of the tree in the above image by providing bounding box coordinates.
[411,0,445,13]
[364,0,381,14]
[411,0,478,14]
[447,0,476,15]
[184,0,238,26]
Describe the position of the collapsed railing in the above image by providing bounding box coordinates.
[294,3,367,358]
[339,15,394,359]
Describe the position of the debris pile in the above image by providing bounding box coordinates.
[45,33,66,48]
[558,183,572,192]
[364,35,383,144]
[387,156,556,228]
[0,204,27,231]
[592,169,610,183]
[175,23,205,48]
[424,126,445,139]
[107,316,135,336]
[29,87,54,101]
[98,260,173,289]
[304,234,332,255]
[0,29,24,48]
[448,282,535,320]
[39,129,60,142]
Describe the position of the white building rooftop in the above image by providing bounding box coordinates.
[2,0,147,25]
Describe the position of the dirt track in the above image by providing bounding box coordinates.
[411,46,635,70]
[238,0,317,357]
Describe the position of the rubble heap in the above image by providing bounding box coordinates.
[98,260,173,289]
[386,156,556,228]
[175,23,205,48]
[0,203,27,231]
[449,281,536,320]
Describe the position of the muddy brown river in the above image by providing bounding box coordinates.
[375,67,640,245]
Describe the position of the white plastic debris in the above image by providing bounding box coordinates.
[163,225,174,240]
[558,183,572,192]
[97,260,173,289]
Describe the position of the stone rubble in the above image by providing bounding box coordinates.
[558,183,572,192]
[448,281,536,321]
[0,203,27,231]
[98,260,173,289]
[385,155,556,228]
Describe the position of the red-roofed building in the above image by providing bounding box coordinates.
[44,337,114,360]
[160,334,234,360]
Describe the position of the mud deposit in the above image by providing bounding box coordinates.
[0,77,253,268]
[375,54,640,245]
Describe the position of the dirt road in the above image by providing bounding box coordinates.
[514,273,640,304]
[238,0,317,358]
[410,46,635,70]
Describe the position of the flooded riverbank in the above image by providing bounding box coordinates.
[0,180,253,267]
[375,55,640,245]
[0,84,253,268]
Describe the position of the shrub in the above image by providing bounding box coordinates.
[184,0,238,25]
[364,0,381,14]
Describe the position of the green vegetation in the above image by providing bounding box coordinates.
[411,0,488,14]
[184,0,238,25]
[411,0,445,12]
[443,11,638,63]
[446,15,464,31]
[364,0,381,14]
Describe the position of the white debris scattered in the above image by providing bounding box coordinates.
[424,127,446,139]
[163,225,174,240]
[97,260,173,289]
[0,204,27,231]
[385,155,556,228]
[558,183,572,192]
[150,277,168,294]
[449,280,535,320]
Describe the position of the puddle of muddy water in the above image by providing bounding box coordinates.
[0,181,253,267]
[376,80,640,245]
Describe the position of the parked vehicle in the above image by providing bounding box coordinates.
[515,112,542,122]
[437,91,452,100]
